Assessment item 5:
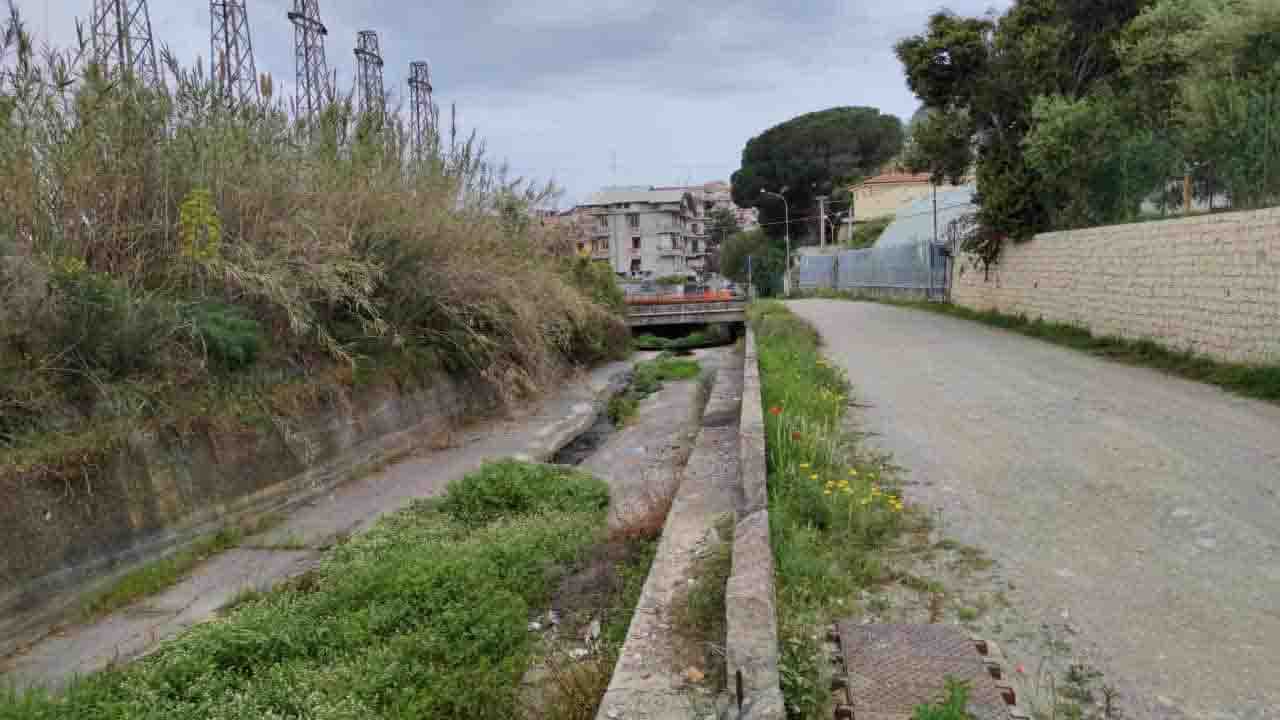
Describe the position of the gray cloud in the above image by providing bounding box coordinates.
[11,0,1009,203]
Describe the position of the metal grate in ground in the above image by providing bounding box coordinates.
[832,622,1019,720]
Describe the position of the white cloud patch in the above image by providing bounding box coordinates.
[10,0,1010,204]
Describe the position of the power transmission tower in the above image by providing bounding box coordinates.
[90,0,159,84]
[450,101,457,158]
[287,0,329,119]
[408,61,435,161]
[354,30,385,124]
[210,0,258,105]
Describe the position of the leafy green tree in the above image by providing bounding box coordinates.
[1025,93,1179,227]
[1174,0,1280,208]
[730,107,904,240]
[895,1,1148,254]
[903,109,973,186]
[719,229,785,296]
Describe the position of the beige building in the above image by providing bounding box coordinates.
[850,172,939,220]
[578,188,702,279]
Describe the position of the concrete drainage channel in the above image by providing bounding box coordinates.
[578,339,784,720]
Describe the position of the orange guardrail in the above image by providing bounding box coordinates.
[625,290,741,306]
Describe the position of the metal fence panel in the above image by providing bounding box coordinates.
[797,254,837,290]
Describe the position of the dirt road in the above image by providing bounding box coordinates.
[789,300,1280,720]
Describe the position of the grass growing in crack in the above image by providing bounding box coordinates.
[804,293,1280,404]
[750,301,916,719]
[912,679,974,720]
[5,461,614,720]
[78,527,245,619]
[78,508,289,619]
[607,355,702,425]
[672,514,735,691]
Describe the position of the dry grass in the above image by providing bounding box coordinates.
[534,648,617,720]
[609,473,679,544]
[0,9,627,481]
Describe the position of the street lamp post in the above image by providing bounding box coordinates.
[760,189,790,297]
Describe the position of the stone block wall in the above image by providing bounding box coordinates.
[951,207,1280,365]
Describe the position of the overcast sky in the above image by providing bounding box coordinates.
[12,0,1009,206]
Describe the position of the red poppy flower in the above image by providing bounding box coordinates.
[791,431,802,441]
[769,406,782,416]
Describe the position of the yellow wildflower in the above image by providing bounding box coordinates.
[810,474,819,481]
[799,463,810,469]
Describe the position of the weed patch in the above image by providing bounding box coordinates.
[608,355,702,425]
[633,324,732,351]
[672,515,734,690]
[3,461,614,720]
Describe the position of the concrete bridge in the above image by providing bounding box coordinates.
[625,298,748,328]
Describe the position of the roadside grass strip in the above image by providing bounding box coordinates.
[749,302,919,719]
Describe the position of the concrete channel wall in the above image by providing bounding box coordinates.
[0,373,502,658]
[725,330,786,719]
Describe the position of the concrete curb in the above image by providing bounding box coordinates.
[725,329,786,719]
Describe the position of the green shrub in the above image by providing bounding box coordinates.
[49,269,175,379]
[185,302,263,372]
[564,256,626,311]
[913,679,973,720]
[846,216,892,249]
[440,460,610,528]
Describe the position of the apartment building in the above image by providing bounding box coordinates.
[578,187,699,279]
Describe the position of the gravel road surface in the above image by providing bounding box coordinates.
[789,299,1280,720]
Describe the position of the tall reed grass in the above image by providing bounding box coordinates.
[0,5,627,474]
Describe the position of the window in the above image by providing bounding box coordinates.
[692,224,700,234]
[627,213,640,229]
[595,217,608,231]
[632,236,641,250]
[630,258,641,273]
[595,239,609,252]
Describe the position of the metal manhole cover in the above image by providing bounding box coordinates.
[835,622,1012,720]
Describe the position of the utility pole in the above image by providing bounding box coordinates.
[817,195,828,248]
[761,189,791,298]
[90,0,158,84]
[287,0,329,120]
[210,0,259,105]
[408,61,434,163]
[354,30,385,125]
[932,182,939,244]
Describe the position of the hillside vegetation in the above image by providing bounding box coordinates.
[0,10,627,483]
